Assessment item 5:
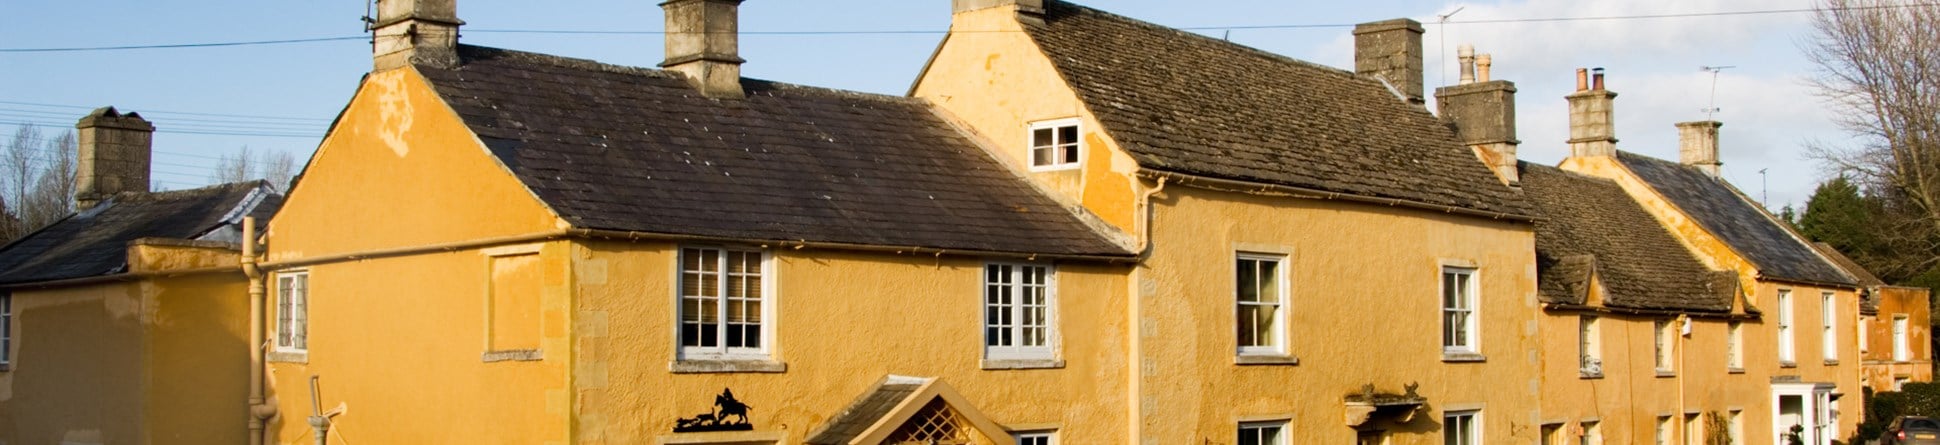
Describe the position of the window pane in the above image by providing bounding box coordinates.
[1237,306,1259,346]
[1033,128,1054,148]
[1256,261,1279,304]
[1237,259,1259,302]
[1057,125,1077,145]
[1061,143,1079,164]
[1032,147,1053,166]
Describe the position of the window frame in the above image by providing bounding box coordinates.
[1026,118,1083,172]
[1580,420,1602,445]
[1443,410,1480,445]
[1729,409,1744,445]
[1778,290,1795,364]
[1656,416,1672,445]
[1654,319,1674,373]
[0,293,11,367]
[1234,252,1289,357]
[1441,266,1480,356]
[1684,413,1702,445]
[1822,292,1838,362]
[274,271,310,354]
[675,246,775,361]
[1579,315,1601,377]
[983,262,1057,361]
[1237,420,1287,445]
[1727,321,1744,371]
[1014,430,1056,445]
[1895,314,1911,362]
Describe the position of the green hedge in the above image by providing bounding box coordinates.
[1860,383,1940,442]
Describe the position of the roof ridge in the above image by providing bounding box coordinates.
[1040,0,1364,81]
[448,44,925,106]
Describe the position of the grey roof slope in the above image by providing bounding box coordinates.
[1018,1,1534,219]
[415,45,1131,257]
[0,181,281,285]
[1523,163,1735,312]
[804,377,925,445]
[1813,242,1884,314]
[1615,151,1855,286]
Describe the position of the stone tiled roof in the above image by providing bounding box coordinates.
[1522,163,1735,312]
[0,181,280,285]
[804,377,926,445]
[415,45,1132,257]
[1615,151,1855,287]
[1019,1,1534,219]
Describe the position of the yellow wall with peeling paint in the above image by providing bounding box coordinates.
[0,244,250,445]
[263,66,573,445]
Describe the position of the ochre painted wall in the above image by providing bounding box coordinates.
[0,265,250,445]
[268,67,565,262]
[571,241,1132,444]
[911,6,1142,235]
[264,66,572,444]
[1540,305,1772,445]
[1563,155,1865,442]
[1136,186,1541,444]
[1862,286,1933,393]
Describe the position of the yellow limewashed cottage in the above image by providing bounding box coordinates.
[1557,69,1867,444]
[0,107,283,445]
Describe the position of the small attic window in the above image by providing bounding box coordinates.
[1028,119,1081,171]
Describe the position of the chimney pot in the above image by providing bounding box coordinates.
[1575,68,1589,92]
[1592,67,1606,90]
[74,107,154,210]
[661,0,746,99]
[1476,54,1492,82]
[1353,19,1426,104]
[1457,44,1476,85]
[371,0,462,71]
[1678,121,1724,177]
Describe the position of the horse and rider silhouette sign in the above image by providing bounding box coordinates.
[674,388,755,433]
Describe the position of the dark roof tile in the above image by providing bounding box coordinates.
[1616,152,1855,286]
[0,181,280,285]
[416,46,1132,257]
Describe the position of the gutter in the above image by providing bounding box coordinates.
[1544,303,1753,321]
[1136,170,1538,223]
[259,228,1138,272]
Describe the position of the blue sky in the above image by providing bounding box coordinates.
[0,0,1842,208]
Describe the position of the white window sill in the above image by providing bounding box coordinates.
[0,363,10,372]
[1728,367,1746,374]
[670,359,787,374]
[1656,370,1676,378]
[1235,354,1300,366]
[1442,352,1486,363]
[268,351,309,364]
[1779,361,1798,368]
[1823,359,1840,366]
[982,358,1064,370]
[1579,371,1603,379]
[1028,164,1081,173]
[656,430,784,444]
[483,349,543,363]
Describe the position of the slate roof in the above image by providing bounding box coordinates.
[415,45,1131,257]
[1018,1,1534,219]
[804,376,927,445]
[1615,151,1855,287]
[0,181,281,285]
[1522,163,1735,312]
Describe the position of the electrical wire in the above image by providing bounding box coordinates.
[0,100,330,122]
[5,3,1938,53]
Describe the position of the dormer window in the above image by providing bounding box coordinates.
[1029,119,1081,170]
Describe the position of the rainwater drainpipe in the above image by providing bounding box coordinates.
[242,216,277,445]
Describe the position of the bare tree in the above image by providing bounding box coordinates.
[4,123,42,213]
[211,145,254,185]
[1805,0,1940,276]
[262,149,296,192]
[22,131,76,230]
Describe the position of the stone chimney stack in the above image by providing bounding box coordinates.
[370,0,462,71]
[952,0,1045,16]
[74,107,154,210]
[1436,47,1520,185]
[662,0,746,99]
[1353,19,1425,104]
[1567,68,1618,158]
[1678,121,1724,176]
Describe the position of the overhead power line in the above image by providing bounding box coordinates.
[0,100,330,123]
[5,3,1939,53]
